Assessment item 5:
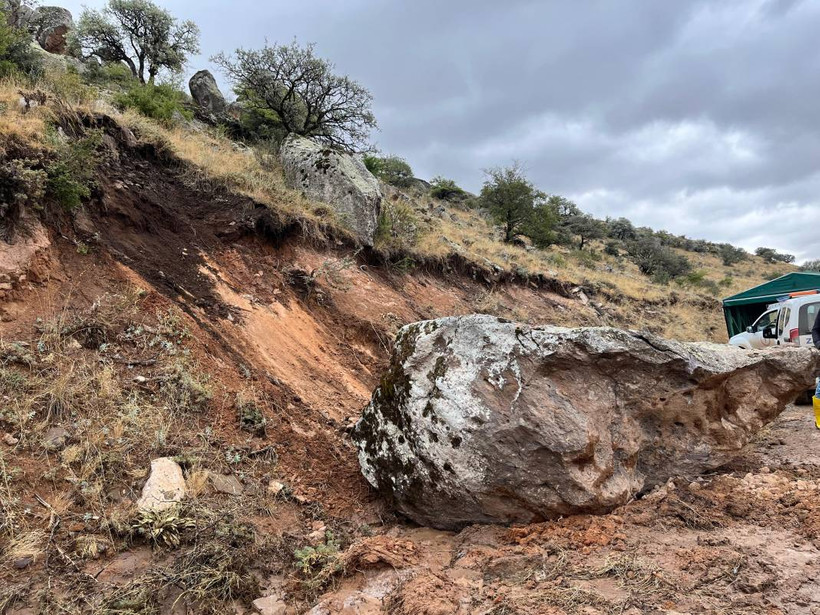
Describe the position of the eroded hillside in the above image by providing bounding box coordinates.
[0,82,817,615]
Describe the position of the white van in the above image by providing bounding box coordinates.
[728,304,781,350]
[729,293,820,350]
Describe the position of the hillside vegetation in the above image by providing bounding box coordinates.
[1,3,816,614]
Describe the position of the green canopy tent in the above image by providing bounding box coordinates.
[722,272,820,337]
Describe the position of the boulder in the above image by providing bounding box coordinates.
[353,315,820,529]
[2,0,33,29]
[279,134,381,245]
[137,457,186,512]
[189,70,226,116]
[30,6,73,54]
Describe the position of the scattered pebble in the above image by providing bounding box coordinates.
[689,482,702,492]
[3,433,19,446]
[13,556,32,569]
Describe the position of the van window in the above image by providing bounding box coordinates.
[799,302,820,335]
[753,310,778,331]
[777,307,790,338]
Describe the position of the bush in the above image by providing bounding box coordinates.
[83,61,137,88]
[363,154,414,188]
[625,237,692,281]
[46,130,103,211]
[374,200,419,252]
[800,259,820,272]
[114,83,192,123]
[0,158,46,238]
[718,244,747,267]
[0,9,42,78]
[755,246,795,264]
[430,176,469,202]
[604,240,620,257]
[47,67,99,107]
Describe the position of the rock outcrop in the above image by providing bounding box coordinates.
[189,70,226,116]
[2,0,33,29]
[353,315,820,529]
[279,134,381,245]
[29,6,72,54]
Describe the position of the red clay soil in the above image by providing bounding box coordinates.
[2,133,819,614]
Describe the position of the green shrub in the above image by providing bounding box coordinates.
[294,532,342,590]
[755,246,795,264]
[718,244,747,267]
[363,154,414,187]
[604,240,620,257]
[571,249,601,269]
[46,129,103,211]
[430,176,469,202]
[625,237,692,280]
[83,61,137,88]
[0,9,42,78]
[375,200,419,252]
[114,83,192,123]
[0,158,46,238]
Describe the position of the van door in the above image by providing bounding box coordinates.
[754,309,779,348]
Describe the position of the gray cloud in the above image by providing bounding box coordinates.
[59,0,820,260]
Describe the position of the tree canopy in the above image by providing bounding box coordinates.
[73,0,200,84]
[213,41,376,152]
[479,164,550,244]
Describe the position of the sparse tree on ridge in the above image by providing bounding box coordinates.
[73,0,200,84]
[213,41,377,152]
[479,164,549,244]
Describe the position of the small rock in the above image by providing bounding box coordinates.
[42,426,70,451]
[13,556,33,569]
[268,480,286,496]
[760,466,771,474]
[133,375,147,384]
[209,473,243,496]
[252,596,287,615]
[307,529,326,545]
[3,433,19,446]
[688,482,702,492]
[137,458,186,512]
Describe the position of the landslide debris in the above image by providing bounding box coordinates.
[353,314,820,529]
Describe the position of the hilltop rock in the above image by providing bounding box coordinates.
[30,6,73,54]
[2,0,33,29]
[189,70,226,116]
[353,315,820,529]
[280,134,381,245]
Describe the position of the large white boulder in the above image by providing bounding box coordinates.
[353,315,820,529]
[279,134,381,245]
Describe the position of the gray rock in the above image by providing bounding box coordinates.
[189,70,226,116]
[3,0,31,28]
[208,473,243,496]
[137,458,186,512]
[353,315,820,529]
[280,134,382,246]
[252,595,287,615]
[30,6,72,54]
[42,426,70,451]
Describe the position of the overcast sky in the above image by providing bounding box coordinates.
[60,0,820,260]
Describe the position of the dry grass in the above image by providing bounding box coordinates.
[0,73,797,345]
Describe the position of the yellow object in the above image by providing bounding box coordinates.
[814,396,820,430]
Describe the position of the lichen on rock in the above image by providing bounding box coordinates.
[353,314,820,529]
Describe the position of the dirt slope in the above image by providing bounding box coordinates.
[1,127,819,614]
